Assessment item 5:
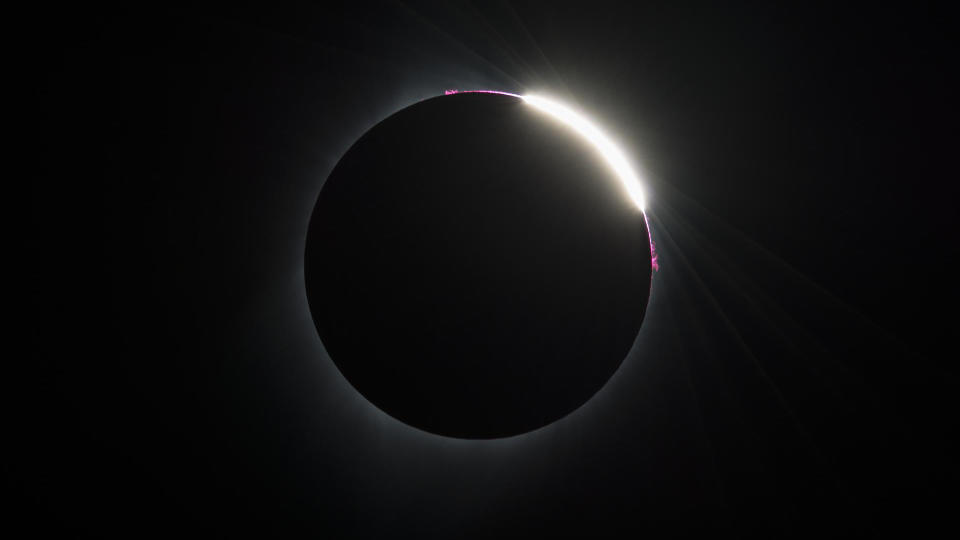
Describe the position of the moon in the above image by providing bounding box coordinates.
[305,91,652,438]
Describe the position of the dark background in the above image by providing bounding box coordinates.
[27,2,957,537]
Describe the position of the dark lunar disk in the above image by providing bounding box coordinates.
[305,92,652,438]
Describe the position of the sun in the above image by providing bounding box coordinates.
[445,90,647,212]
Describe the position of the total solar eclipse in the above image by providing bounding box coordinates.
[305,91,653,438]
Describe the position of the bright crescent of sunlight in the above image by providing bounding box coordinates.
[521,94,646,211]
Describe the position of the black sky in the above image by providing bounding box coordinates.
[28,3,958,538]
